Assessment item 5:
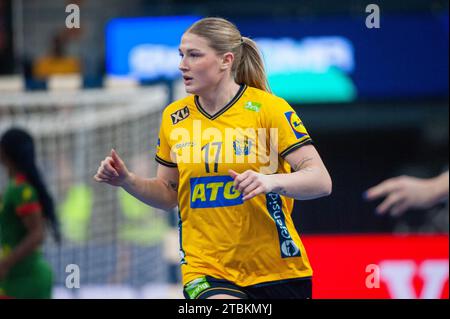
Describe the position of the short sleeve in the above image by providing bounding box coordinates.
[15,184,42,217]
[155,109,178,168]
[262,98,313,158]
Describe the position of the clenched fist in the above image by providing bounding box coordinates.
[94,149,131,187]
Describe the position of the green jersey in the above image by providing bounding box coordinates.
[0,174,52,298]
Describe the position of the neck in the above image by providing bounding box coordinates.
[4,161,19,178]
[198,77,241,114]
[8,168,19,178]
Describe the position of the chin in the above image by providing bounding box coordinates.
[184,85,199,95]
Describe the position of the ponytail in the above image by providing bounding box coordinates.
[236,37,271,93]
[23,160,61,243]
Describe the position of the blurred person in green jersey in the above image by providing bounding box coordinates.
[0,128,60,298]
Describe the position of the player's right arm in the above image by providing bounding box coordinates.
[94,149,178,211]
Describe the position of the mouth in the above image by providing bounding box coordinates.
[183,75,193,83]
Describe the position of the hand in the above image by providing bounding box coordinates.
[364,175,439,216]
[94,149,131,187]
[0,259,12,280]
[229,169,275,201]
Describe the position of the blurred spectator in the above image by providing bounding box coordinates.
[32,32,81,79]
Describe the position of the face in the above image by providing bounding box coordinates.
[178,32,232,95]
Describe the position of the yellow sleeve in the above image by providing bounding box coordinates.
[155,108,177,167]
[262,97,313,158]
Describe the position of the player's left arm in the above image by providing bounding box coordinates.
[275,144,332,200]
[0,212,45,280]
[230,144,332,201]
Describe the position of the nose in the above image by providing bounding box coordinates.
[179,56,189,72]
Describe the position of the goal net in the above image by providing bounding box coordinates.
[0,85,180,298]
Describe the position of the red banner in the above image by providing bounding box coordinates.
[302,234,449,299]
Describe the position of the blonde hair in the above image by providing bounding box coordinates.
[186,17,271,93]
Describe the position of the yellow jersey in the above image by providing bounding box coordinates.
[156,84,313,287]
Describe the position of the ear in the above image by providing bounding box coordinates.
[220,52,235,71]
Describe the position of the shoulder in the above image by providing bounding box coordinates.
[245,87,292,118]
[10,180,38,205]
[245,86,290,107]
